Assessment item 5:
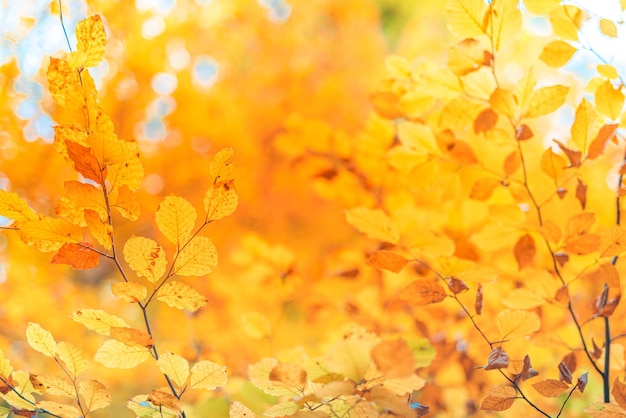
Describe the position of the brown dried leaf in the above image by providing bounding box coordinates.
[554,252,569,267]
[485,347,510,370]
[366,251,408,273]
[475,284,483,315]
[555,285,570,304]
[480,386,516,411]
[588,124,618,159]
[532,379,570,397]
[554,139,582,167]
[269,364,307,391]
[398,279,447,306]
[516,124,533,141]
[558,361,573,384]
[447,277,469,294]
[577,372,588,393]
[576,178,587,210]
[613,378,626,409]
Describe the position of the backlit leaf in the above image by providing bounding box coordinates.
[26,322,56,358]
[79,380,111,412]
[111,185,140,221]
[398,279,447,306]
[173,235,218,276]
[51,243,100,270]
[514,234,536,270]
[446,0,488,39]
[497,309,540,339]
[0,190,37,222]
[84,209,112,250]
[584,402,626,417]
[598,64,620,79]
[522,85,569,119]
[210,147,235,183]
[127,394,179,418]
[56,342,87,379]
[189,360,227,390]
[262,402,299,417]
[613,378,626,409]
[229,401,256,418]
[540,147,567,181]
[600,19,618,37]
[549,5,587,41]
[490,88,516,120]
[596,81,624,121]
[397,121,440,155]
[157,352,190,388]
[366,250,408,273]
[156,281,208,311]
[486,0,522,51]
[34,375,74,398]
[74,15,106,68]
[540,40,577,67]
[111,281,147,303]
[155,195,197,247]
[123,236,167,283]
[147,389,182,413]
[502,288,545,310]
[94,339,150,369]
[326,328,379,382]
[345,207,400,244]
[532,379,569,397]
[571,98,597,152]
[65,141,103,183]
[204,179,238,221]
[36,401,81,418]
[110,327,154,348]
[72,309,129,335]
[19,217,82,252]
[480,385,516,411]
[588,124,618,159]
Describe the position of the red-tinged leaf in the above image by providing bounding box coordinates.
[555,285,569,304]
[564,233,601,255]
[613,378,626,409]
[447,277,469,294]
[554,139,582,167]
[448,139,478,164]
[577,372,588,392]
[475,284,483,315]
[601,294,622,317]
[514,234,536,270]
[503,150,521,176]
[366,251,408,273]
[516,124,533,141]
[540,147,567,180]
[485,347,510,370]
[592,339,603,360]
[398,279,447,306]
[576,178,587,209]
[588,124,618,159]
[51,243,99,270]
[66,140,104,183]
[562,352,577,374]
[532,379,570,397]
[474,108,498,133]
[480,386,516,411]
[554,252,569,267]
[558,361,572,384]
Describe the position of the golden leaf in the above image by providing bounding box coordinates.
[210,147,235,183]
[157,281,208,311]
[19,217,82,252]
[229,401,257,418]
[35,401,81,418]
[446,0,488,39]
[111,185,140,220]
[51,243,100,270]
[549,5,587,41]
[613,378,626,409]
[540,40,577,67]
[345,207,399,244]
[73,15,106,68]
[489,88,517,120]
[241,312,271,340]
[523,0,560,15]
[480,386,516,411]
[596,81,624,121]
[155,195,197,247]
[486,0,522,51]
[0,190,37,222]
[539,147,566,181]
[56,342,87,379]
[397,121,440,155]
[366,251,408,273]
[502,289,545,310]
[448,38,489,76]
[598,64,619,79]
[173,235,218,276]
[111,281,148,303]
[189,360,227,390]
[157,352,190,388]
[25,322,56,358]
[600,19,618,37]
[66,139,103,183]
[522,85,569,119]
[204,179,238,221]
[497,309,540,339]
[84,209,112,250]
[123,236,167,283]
[147,389,182,413]
[514,234,536,270]
[110,327,154,348]
[94,340,150,369]
[72,309,129,335]
[34,375,74,398]
[79,380,111,412]
[107,142,143,192]
[571,98,597,151]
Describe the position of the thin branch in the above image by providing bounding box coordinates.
[58,0,72,52]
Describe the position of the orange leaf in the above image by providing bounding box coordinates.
[516,124,534,141]
[540,147,567,181]
[51,243,99,270]
[110,327,154,348]
[576,178,587,210]
[553,139,581,167]
[564,234,601,255]
[588,124,618,159]
[503,151,521,176]
[268,364,307,391]
[480,385,516,411]
[470,178,500,200]
[398,279,447,306]
[66,141,104,183]
[514,234,536,270]
[613,378,626,409]
[371,339,415,378]
[111,282,147,303]
[366,250,408,273]
[532,379,570,397]
[147,389,182,413]
[474,108,498,133]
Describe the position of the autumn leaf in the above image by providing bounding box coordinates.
[204,179,238,222]
[155,195,197,247]
[36,401,81,418]
[147,388,182,413]
[110,327,154,348]
[189,360,227,390]
[596,80,624,121]
[241,312,271,340]
[123,236,167,283]
[56,342,87,379]
[540,40,577,67]
[69,15,107,69]
[0,190,37,222]
[111,281,147,303]
[539,147,567,181]
[25,323,56,358]
[571,98,597,152]
[522,84,569,119]
[613,378,626,409]
[19,217,82,252]
[600,19,617,37]
[398,279,447,306]
[94,339,150,369]
[514,234,536,270]
[32,375,74,398]
[497,309,540,339]
[156,281,208,311]
[588,124,618,159]
[485,0,522,51]
[365,250,408,273]
[345,207,399,244]
[51,243,100,270]
[173,235,218,276]
[72,309,129,335]
[79,380,111,412]
[480,385,516,411]
[484,347,509,370]
[446,0,488,39]
[157,352,190,388]
[371,339,415,378]
[229,401,257,418]
[532,379,569,397]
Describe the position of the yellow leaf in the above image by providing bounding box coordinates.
[398,279,448,306]
[210,147,235,183]
[123,236,167,283]
[380,374,426,395]
[64,180,107,219]
[0,350,13,378]
[72,309,129,335]
[502,289,546,309]
[34,375,75,398]
[0,190,37,222]
[600,19,618,37]
[486,0,522,51]
[155,195,197,247]
[326,328,379,382]
[497,310,540,339]
[47,58,84,112]
[462,66,497,100]
[571,98,597,151]
[173,235,218,276]
[111,185,140,221]
[584,403,626,417]
[598,64,619,79]
[490,88,517,120]
[157,352,190,388]
[397,121,440,155]
[345,207,399,244]
[56,342,87,378]
[189,360,227,390]
[448,38,489,76]
[84,209,112,250]
[549,5,587,41]
[111,281,148,303]
[110,327,154,348]
[446,0,488,39]
[540,147,567,181]
[596,81,624,121]
[540,40,577,67]
[262,402,300,417]
[249,358,302,397]
[26,322,56,358]
[1,371,35,410]
[533,379,570,397]
[108,143,144,192]
[399,90,435,117]
[385,55,411,78]
[241,312,271,340]
[127,395,179,418]
[74,15,106,68]
[19,217,82,252]
[204,179,238,221]
[156,281,208,311]
[79,380,111,412]
[94,339,150,369]
[522,85,569,119]
[36,401,81,418]
[229,401,257,418]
